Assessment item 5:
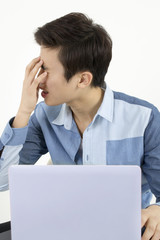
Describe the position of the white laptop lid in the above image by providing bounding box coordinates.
[9,165,141,240]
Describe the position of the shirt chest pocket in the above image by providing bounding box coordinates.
[106,137,143,166]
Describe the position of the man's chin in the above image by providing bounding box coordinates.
[44,98,63,106]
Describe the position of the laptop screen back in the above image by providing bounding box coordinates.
[9,165,141,240]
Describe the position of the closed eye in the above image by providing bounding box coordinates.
[41,65,46,70]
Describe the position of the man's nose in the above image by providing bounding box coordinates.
[39,83,45,89]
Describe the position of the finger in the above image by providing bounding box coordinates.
[141,219,157,240]
[25,56,41,77]
[28,60,44,83]
[32,71,47,89]
[151,223,160,240]
[37,67,45,78]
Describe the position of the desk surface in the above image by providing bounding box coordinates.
[0,222,11,240]
[0,221,11,233]
[0,230,11,240]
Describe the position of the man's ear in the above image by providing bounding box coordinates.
[77,72,93,88]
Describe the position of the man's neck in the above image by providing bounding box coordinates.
[68,87,105,135]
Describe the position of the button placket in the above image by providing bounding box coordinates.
[83,128,92,164]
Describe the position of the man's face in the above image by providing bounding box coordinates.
[39,46,79,106]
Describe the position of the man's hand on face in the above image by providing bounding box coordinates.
[141,205,160,240]
[12,57,47,128]
[19,56,47,115]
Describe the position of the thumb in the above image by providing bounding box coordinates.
[141,209,149,228]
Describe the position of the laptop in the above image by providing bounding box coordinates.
[9,165,141,240]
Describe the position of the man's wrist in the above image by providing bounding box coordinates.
[12,111,31,128]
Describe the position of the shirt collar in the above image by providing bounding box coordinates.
[96,85,114,122]
[52,84,114,129]
[52,103,73,130]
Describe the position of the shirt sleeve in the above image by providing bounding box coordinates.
[19,113,48,165]
[142,105,160,207]
[0,112,48,191]
[0,117,28,191]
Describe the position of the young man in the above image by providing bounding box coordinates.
[0,12,160,239]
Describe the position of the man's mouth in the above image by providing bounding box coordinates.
[41,90,49,98]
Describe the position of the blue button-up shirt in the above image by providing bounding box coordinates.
[0,86,160,209]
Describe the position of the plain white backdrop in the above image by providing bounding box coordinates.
[0,0,159,222]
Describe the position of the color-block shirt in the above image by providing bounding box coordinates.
[0,86,160,209]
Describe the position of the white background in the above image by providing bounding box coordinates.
[0,0,159,222]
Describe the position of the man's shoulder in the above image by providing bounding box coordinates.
[113,90,157,111]
[35,101,63,122]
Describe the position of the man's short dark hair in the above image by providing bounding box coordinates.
[34,12,112,88]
